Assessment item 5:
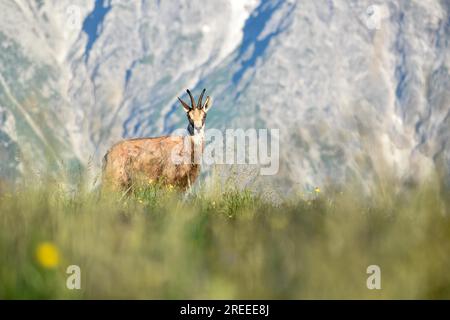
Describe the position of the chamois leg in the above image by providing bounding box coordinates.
[181,176,192,201]
[187,175,192,190]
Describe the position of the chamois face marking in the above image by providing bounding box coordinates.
[188,108,206,134]
[178,88,212,137]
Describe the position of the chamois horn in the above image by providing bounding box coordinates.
[197,88,206,109]
[186,89,196,109]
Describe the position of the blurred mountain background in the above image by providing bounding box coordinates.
[0,0,449,192]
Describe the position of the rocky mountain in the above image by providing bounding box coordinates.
[0,0,449,193]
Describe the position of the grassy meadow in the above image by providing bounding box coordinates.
[0,171,450,299]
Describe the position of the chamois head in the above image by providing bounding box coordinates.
[178,89,212,135]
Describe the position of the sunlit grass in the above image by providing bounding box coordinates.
[0,174,449,299]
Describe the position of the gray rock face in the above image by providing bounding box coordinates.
[0,0,449,191]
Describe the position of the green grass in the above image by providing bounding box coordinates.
[0,174,450,299]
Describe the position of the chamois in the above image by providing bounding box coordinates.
[102,89,212,192]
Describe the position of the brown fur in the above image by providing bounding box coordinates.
[102,136,203,192]
[102,88,212,193]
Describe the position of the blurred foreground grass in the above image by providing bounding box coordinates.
[1,175,450,299]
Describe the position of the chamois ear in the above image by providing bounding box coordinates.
[203,96,212,113]
[178,97,191,113]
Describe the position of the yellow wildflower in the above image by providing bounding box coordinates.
[314,187,321,193]
[36,242,60,269]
